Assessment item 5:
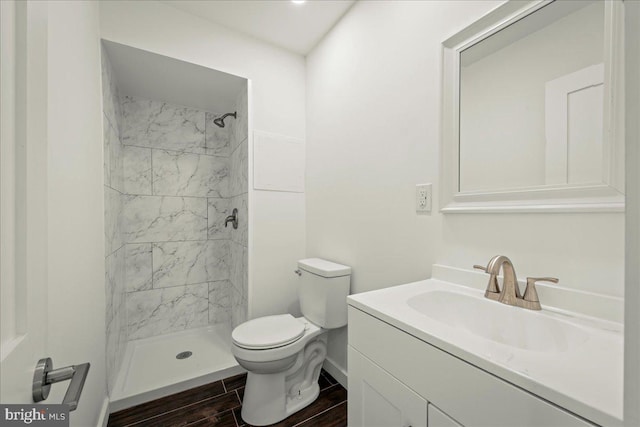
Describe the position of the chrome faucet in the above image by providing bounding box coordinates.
[474,255,558,310]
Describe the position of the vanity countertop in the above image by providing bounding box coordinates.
[348,278,623,427]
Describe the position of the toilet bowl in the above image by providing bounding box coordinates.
[232,315,326,425]
[231,258,351,426]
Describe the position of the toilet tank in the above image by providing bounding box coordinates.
[298,258,351,329]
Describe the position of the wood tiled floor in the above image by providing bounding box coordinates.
[107,370,347,427]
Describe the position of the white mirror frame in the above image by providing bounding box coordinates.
[440,0,625,213]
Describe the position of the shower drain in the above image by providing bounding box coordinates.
[176,351,193,360]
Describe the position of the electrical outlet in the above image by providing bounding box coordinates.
[416,183,432,212]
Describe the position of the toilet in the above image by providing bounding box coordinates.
[231,258,351,426]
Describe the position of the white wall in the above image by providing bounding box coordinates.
[306,0,624,372]
[624,0,640,424]
[46,2,107,425]
[99,0,307,320]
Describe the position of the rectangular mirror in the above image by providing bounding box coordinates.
[441,0,624,213]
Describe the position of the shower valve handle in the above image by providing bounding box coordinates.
[225,208,238,230]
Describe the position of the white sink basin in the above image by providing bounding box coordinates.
[406,290,589,353]
[347,277,624,426]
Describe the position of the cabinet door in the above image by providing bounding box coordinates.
[429,404,463,427]
[348,346,427,427]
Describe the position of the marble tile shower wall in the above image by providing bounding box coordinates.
[102,46,127,395]
[120,95,242,340]
[227,84,249,328]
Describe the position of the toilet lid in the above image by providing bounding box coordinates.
[232,314,306,350]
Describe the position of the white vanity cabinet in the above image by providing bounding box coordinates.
[349,345,427,427]
[347,306,596,427]
[428,404,462,427]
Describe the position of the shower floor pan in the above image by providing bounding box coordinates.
[110,323,244,412]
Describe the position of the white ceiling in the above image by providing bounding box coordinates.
[103,40,246,113]
[162,0,356,55]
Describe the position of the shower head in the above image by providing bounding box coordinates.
[213,112,237,128]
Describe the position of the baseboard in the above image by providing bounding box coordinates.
[97,397,110,427]
[323,356,348,390]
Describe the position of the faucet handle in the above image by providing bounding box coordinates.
[473,264,500,294]
[528,277,559,284]
[523,277,559,304]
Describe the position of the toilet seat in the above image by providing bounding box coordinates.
[232,314,306,350]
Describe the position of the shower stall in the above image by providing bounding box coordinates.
[102,40,249,410]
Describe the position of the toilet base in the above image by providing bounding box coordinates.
[238,337,327,426]
[241,372,286,426]
[240,374,320,426]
